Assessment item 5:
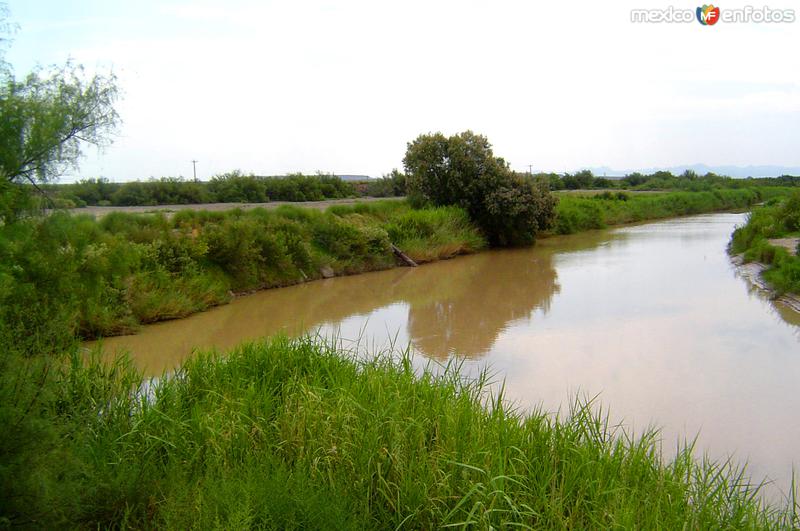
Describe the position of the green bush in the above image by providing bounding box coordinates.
[553,197,605,234]
[780,191,800,231]
[203,217,293,289]
[312,215,392,270]
[207,172,355,204]
[364,169,406,197]
[100,211,172,243]
[45,174,357,207]
[403,131,557,246]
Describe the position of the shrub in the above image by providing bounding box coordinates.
[780,191,800,232]
[554,197,605,234]
[403,131,556,246]
[365,169,407,197]
[312,215,392,269]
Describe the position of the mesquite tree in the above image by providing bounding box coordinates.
[0,11,119,220]
[403,131,556,246]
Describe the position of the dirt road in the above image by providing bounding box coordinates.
[70,196,404,218]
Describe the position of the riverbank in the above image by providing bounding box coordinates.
[4,335,795,528]
[550,188,771,234]
[0,200,484,353]
[2,189,788,353]
[730,191,800,295]
[731,254,800,313]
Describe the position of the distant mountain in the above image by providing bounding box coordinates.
[583,164,800,178]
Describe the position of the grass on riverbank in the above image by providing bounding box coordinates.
[0,201,485,351]
[730,191,800,294]
[552,188,767,234]
[2,335,796,528]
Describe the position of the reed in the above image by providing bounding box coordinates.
[3,336,795,528]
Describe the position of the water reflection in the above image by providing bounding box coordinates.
[407,248,559,359]
[89,243,568,370]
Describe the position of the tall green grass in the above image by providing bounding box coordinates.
[2,336,795,528]
[328,202,486,261]
[553,189,762,234]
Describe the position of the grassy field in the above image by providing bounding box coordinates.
[2,336,796,528]
[730,191,800,294]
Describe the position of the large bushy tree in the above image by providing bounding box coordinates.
[403,131,556,246]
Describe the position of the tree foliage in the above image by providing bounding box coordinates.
[365,169,406,197]
[0,65,119,186]
[403,131,556,246]
[0,11,119,221]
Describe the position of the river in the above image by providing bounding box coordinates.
[87,212,800,501]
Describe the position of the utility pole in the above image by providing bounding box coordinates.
[528,164,533,176]
[191,160,198,181]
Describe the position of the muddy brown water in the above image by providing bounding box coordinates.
[87,213,800,501]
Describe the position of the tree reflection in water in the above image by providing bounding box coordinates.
[406,249,559,359]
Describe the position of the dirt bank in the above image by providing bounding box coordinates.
[767,237,799,256]
[731,254,800,313]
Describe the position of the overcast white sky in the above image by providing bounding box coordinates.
[5,0,800,181]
